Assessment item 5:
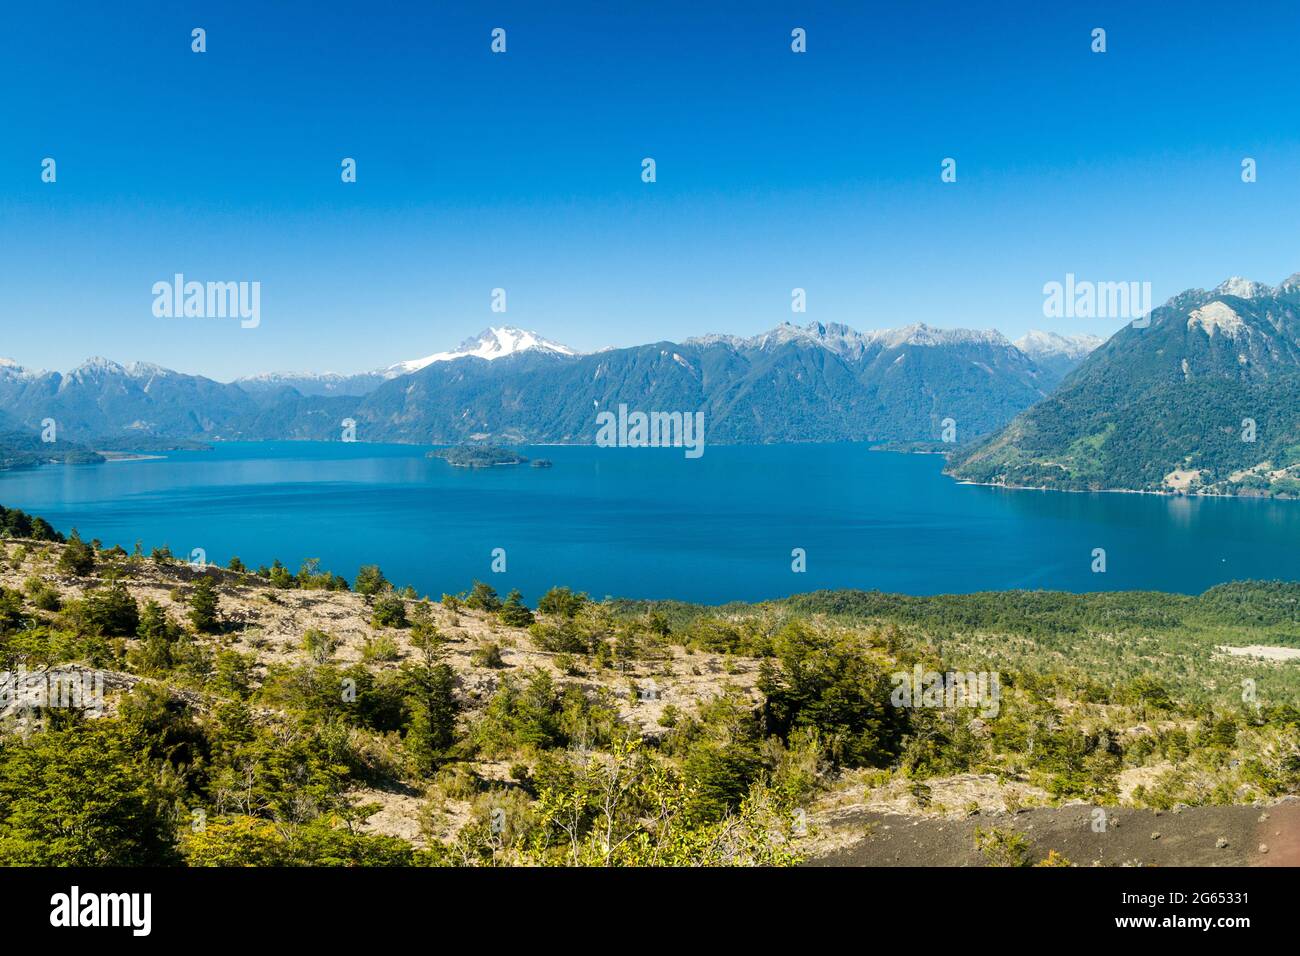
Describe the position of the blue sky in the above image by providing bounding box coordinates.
[3,0,1299,381]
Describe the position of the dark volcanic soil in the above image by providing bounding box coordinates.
[809,798,1300,867]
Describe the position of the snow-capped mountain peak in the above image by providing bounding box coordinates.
[386,327,578,375]
[70,356,126,377]
[127,361,172,379]
[686,321,1010,358]
[871,322,1009,349]
[1212,276,1273,300]
[0,357,43,382]
[1014,330,1105,361]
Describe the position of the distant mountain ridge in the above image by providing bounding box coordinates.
[235,327,578,397]
[949,273,1300,496]
[0,319,1100,453]
[1014,330,1106,382]
[385,327,578,375]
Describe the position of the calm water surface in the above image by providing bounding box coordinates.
[1,442,1296,603]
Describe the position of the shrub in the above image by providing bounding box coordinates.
[24,577,61,611]
[529,619,588,654]
[361,633,401,663]
[268,560,294,589]
[79,582,140,637]
[974,826,1033,867]
[303,629,340,664]
[537,586,588,619]
[0,722,179,865]
[56,530,95,577]
[471,642,505,669]
[354,564,388,596]
[465,581,502,612]
[372,594,408,629]
[499,589,535,627]
[133,600,183,672]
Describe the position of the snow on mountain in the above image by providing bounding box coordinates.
[232,368,388,397]
[233,327,578,395]
[1212,276,1274,300]
[872,323,1010,349]
[0,357,42,380]
[687,321,1010,358]
[72,356,126,375]
[1014,330,1105,361]
[387,327,578,375]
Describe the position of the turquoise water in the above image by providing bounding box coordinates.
[1,442,1297,603]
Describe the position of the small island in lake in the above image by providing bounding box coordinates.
[429,444,532,468]
[870,440,953,456]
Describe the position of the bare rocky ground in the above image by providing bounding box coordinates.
[806,797,1300,867]
[1,541,760,844]
[0,544,760,728]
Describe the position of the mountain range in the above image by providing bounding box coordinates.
[949,274,1300,496]
[15,266,1300,498]
[232,328,578,397]
[0,323,1101,456]
[1013,330,1105,381]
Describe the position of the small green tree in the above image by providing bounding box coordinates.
[24,576,61,611]
[303,628,339,664]
[80,581,140,637]
[537,586,588,618]
[404,628,460,775]
[135,600,182,672]
[268,559,294,589]
[372,593,408,629]
[355,564,388,596]
[188,576,220,633]
[0,588,28,634]
[465,580,502,612]
[56,529,95,576]
[499,589,535,627]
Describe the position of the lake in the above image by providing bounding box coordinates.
[1,441,1297,604]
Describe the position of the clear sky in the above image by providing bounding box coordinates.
[3,0,1299,381]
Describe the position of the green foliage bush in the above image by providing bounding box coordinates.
[371,593,408,629]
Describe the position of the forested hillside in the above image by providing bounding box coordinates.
[950,276,1300,496]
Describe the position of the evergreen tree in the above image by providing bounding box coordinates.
[499,589,535,627]
[537,586,588,618]
[354,564,388,596]
[56,528,95,576]
[404,628,459,774]
[371,593,408,629]
[0,587,27,634]
[81,580,140,636]
[465,580,502,612]
[188,576,220,633]
[136,600,182,672]
[268,559,294,589]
